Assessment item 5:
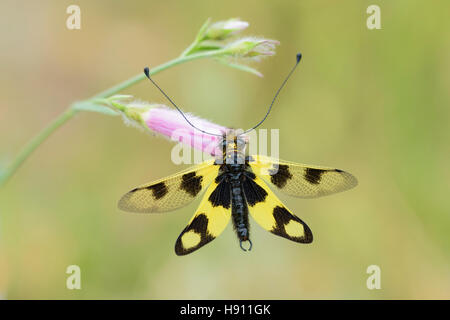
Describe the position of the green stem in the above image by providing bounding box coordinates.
[0,49,225,187]
[180,40,199,58]
[0,108,77,185]
[179,18,211,58]
[92,50,223,99]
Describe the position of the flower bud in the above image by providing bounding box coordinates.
[204,18,249,40]
[224,37,280,59]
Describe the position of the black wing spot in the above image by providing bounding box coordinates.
[304,168,324,185]
[145,182,168,200]
[271,206,313,243]
[208,180,231,209]
[175,213,214,255]
[269,164,293,188]
[189,213,209,234]
[180,172,203,197]
[242,178,268,206]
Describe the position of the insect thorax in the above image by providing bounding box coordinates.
[216,130,247,165]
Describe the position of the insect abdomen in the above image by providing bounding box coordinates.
[229,170,249,241]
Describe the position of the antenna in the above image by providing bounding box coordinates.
[143,67,223,137]
[242,53,302,134]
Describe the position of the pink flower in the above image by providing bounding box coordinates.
[144,107,226,156]
[107,97,227,156]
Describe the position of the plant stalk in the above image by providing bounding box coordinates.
[0,49,225,187]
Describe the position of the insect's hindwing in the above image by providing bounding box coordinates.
[249,155,357,198]
[243,174,313,243]
[175,179,232,255]
[118,159,219,213]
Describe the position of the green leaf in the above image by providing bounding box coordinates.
[188,47,222,56]
[72,101,119,116]
[107,94,134,102]
[195,18,212,42]
[194,40,224,52]
[215,58,263,77]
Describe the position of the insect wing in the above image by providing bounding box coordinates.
[242,175,313,243]
[175,179,232,255]
[118,159,219,213]
[248,155,357,198]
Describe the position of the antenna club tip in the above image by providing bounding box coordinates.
[143,67,150,78]
[296,53,302,63]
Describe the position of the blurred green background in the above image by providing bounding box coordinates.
[1,0,449,299]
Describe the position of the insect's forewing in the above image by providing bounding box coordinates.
[242,175,313,243]
[248,155,357,198]
[118,159,219,213]
[175,179,232,255]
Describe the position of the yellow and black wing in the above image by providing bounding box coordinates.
[175,178,232,255]
[248,155,357,198]
[118,159,219,213]
[243,175,313,243]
